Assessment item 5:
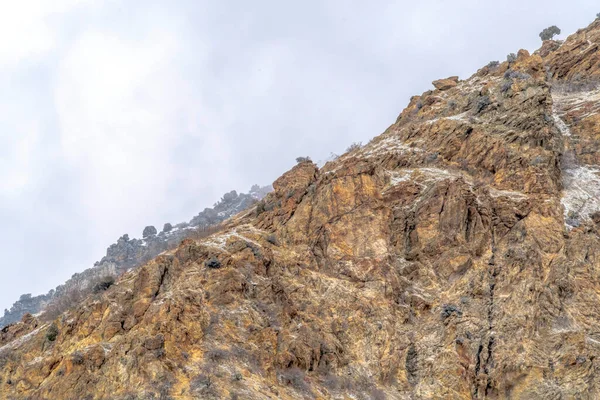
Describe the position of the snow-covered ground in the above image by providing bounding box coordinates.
[360,135,423,160]
[553,88,600,123]
[202,225,264,252]
[552,90,600,227]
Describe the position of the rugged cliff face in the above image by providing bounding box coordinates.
[3,21,600,400]
[0,185,271,329]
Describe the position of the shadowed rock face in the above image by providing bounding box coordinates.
[5,21,600,400]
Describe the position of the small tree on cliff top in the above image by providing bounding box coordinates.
[539,25,561,41]
[296,156,311,163]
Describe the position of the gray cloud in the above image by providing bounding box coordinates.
[1,0,598,310]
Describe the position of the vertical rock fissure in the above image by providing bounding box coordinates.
[154,264,169,299]
[484,230,498,397]
[474,230,498,398]
[473,342,484,398]
[406,343,418,385]
[484,335,495,396]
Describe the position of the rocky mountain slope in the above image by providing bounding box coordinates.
[0,185,270,329]
[4,20,600,399]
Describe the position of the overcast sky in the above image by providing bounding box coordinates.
[0,0,598,311]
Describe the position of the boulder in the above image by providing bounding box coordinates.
[432,76,459,90]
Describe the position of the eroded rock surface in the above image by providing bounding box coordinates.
[3,21,600,400]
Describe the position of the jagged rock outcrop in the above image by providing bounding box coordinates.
[432,76,459,91]
[5,20,600,400]
[0,185,271,329]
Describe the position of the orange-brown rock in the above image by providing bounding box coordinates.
[432,76,459,90]
[5,19,600,400]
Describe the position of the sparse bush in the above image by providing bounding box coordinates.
[539,25,561,41]
[530,155,545,166]
[278,368,312,394]
[597,13,600,20]
[504,70,531,80]
[190,363,219,398]
[92,276,115,293]
[475,95,491,114]
[245,242,262,259]
[486,61,500,69]
[501,80,513,94]
[46,323,59,342]
[441,304,463,320]
[266,234,279,246]
[71,350,84,365]
[295,156,311,163]
[507,53,517,63]
[566,210,580,227]
[425,152,438,164]
[156,380,174,400]
[162,223,173,233]
[205,348,229,362]
[190,373,213,392]
[501,70,531,95]
[322,373,342,391]
[345,142,362,153]
[205,258,221,269]
[370,388,387,400]
[203,314,220,336]
[231,371,243,381]
[255,201,266,216]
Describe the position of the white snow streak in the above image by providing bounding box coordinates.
[360,135,423,159]
[552,107,572,137]
[488,188,528,200]
[0,324,47,354]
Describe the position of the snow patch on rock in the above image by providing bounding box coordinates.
[553,89,600,124]
[561,166,600,227]
[386,170,414,186]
